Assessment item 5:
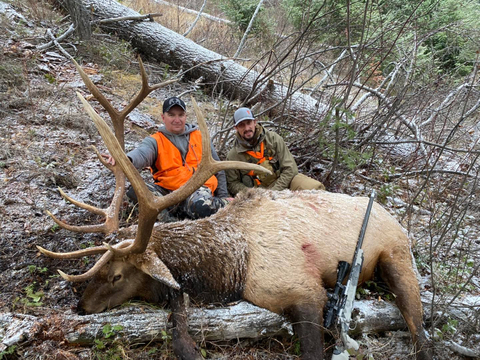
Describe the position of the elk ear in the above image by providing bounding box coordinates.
[138,255,181,290]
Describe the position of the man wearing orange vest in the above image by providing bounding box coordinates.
[106,97,231,220]
[225,107,325,196]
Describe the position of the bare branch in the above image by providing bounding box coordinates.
[234,0,265,58]
[183,0,206,37]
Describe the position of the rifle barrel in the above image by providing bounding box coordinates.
[353,190,376,259]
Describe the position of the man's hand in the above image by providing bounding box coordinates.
[219,197,234,207]
[102,153,115,166]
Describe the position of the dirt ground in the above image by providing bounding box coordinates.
[1,1,480,359]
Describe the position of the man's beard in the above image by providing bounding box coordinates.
[243,133,253,141]
[241,130,254,142]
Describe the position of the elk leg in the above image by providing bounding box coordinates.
[286,303,324,360]
[379,250,433,360]
[169,289,201,360]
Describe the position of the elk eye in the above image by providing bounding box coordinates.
[112,275,122,284]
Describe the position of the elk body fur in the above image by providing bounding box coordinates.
[78,188,431,360]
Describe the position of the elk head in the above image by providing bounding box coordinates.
[36,56,270,291]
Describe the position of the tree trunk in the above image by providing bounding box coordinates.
[75,0,327,120]
[61,0,92,40]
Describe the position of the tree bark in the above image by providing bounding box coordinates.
[0,300,406,349]
[61,0,92,40]
[73,0,327,120]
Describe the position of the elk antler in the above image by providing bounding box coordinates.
[46,56,179,234]
[38,59,271,282]
[37,240,133,282]
[74,93,271,259]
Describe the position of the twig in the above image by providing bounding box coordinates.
[354,172,384,185]
[326,81,417,135]
[45,29,75,60]
[309,49,348,96]
[177,77,204,97]
[420,83,470,128]
[444,340,480,358]
[37,13,161,52]
[152,0,231,24]
[388,169,474,179]
[36,24,75,50]
[372,139,480,155]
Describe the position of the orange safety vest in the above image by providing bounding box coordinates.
[245,142,273,186]
[150,130,218,194]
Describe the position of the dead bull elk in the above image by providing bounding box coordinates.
[38,58,432,360]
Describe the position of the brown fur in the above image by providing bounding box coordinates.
[79,189,432,360]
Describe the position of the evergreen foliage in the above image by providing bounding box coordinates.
[216,0,268,33]
[280,0,480,76]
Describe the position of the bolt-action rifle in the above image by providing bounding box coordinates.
[325,190,376,360]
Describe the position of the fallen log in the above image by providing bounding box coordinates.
[0,300,406,349]
[3,298,479,356]
[58,0,328,120]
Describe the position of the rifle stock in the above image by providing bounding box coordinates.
[324,261,350,328]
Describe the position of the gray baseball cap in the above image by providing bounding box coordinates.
[234,107,255,126]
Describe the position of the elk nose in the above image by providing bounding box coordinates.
[76,300,86,315]
[77,307,86,316]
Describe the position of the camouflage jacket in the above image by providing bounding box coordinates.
[226,124,298,196]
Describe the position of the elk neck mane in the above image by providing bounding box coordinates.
[138,189,299,304]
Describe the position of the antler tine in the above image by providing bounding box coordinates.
[37,240,134,282]
[120,57,179,122]
[55,187,105,216]
[72,58,124,144]
[73,56,178,146]
[47,209,116,234]
[45,147,125,234]
[36,244,109,259]
[108,96,273,258]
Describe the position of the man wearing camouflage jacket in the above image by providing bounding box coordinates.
[226,107,324,196]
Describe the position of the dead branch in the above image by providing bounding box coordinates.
[36,24,75,50]
[94,13,163,25]
[152,0,231,25]
[183,0,206,37]
[0,300,411,349]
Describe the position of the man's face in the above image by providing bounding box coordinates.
[162,106,187,135]
[235,119,257,141]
